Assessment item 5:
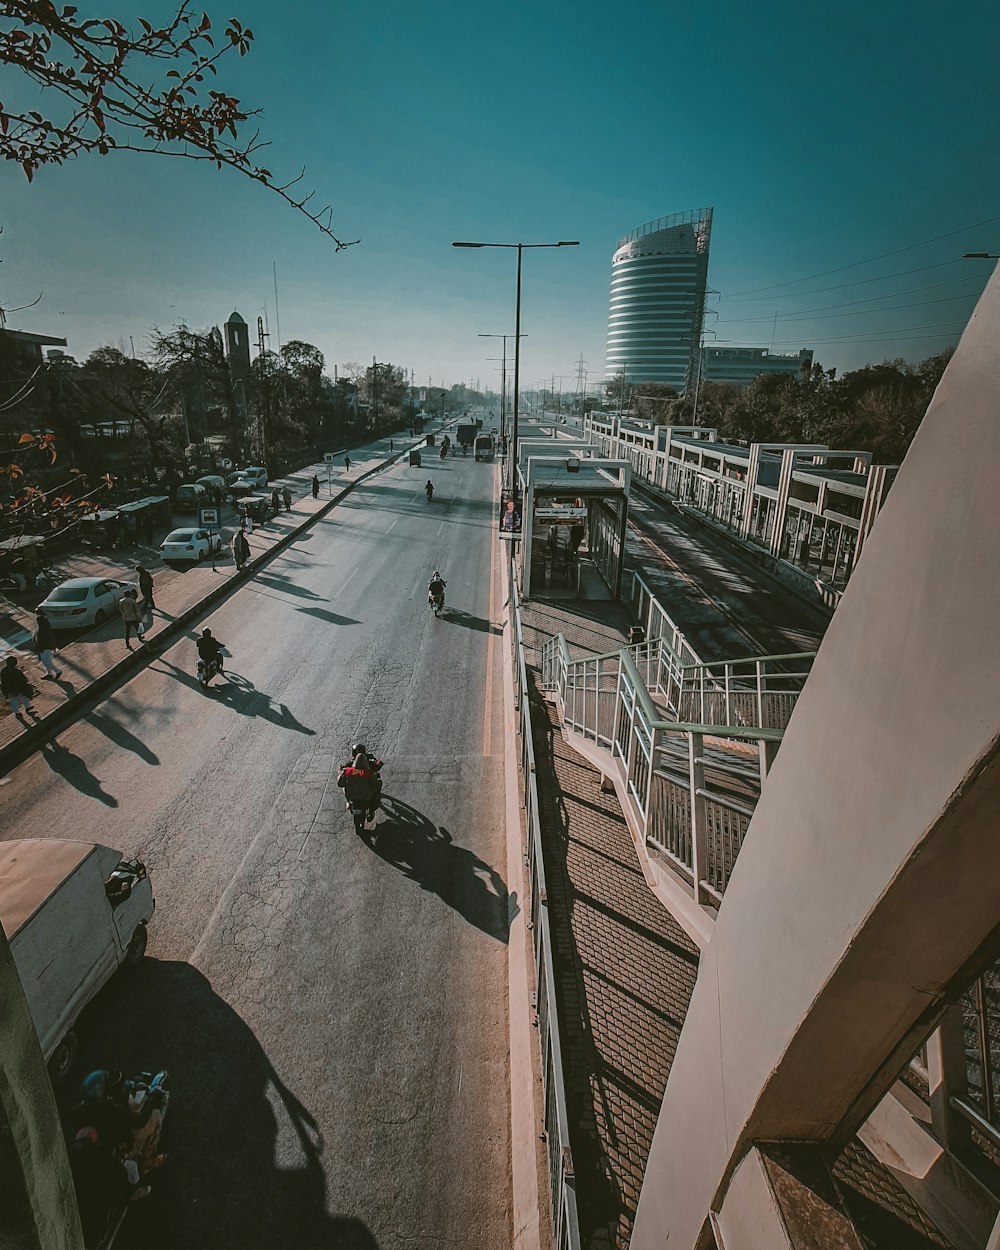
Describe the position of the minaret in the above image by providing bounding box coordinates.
[224,311,250,380]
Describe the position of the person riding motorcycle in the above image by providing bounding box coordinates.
[424,480,434,501]
[336,742,383,819]
[197,628,225,673]
[427,571,446,609]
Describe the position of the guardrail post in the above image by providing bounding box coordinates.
[758,737,780,785]
[688,731,708,905]
[756,659,765,727]
[927,1006,972,1153]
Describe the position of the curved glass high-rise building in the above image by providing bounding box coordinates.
[605,207,713,392]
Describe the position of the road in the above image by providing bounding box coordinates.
[2,450,512,1249]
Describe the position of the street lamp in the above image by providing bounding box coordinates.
[478,332,526,448]
[453,239,580,492]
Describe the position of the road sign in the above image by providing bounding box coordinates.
[323,452,336,463]
[198,507,220,528]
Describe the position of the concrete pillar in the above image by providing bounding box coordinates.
[631,267,1000,1250]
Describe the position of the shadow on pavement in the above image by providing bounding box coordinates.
[440,608,501,635]
[296,606,361,626]
[70,960,379,1250]
[363,796,515,943]
[39,735,118,806]
[151,661,316,736]
[88,710,160,766]
[252,572,328,602]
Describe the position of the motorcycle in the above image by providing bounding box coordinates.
[74,1070,171,1250]
[428,583,446,617]
[34,566,65,590]
[196,647,227,688]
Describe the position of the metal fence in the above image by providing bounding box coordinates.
[541,631,783,908]
[511,569,581,1250]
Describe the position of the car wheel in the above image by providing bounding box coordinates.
[125,924,148,966]
[94,609,106,625]
[48,1030,78,1085]
[197,550,205,562]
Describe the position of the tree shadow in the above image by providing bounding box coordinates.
[361,796,515,943]
[88,710,160,766]
[250,573,328,602]
[38,736,118,807]
[68,960,379,1250]
[441,608,501,636]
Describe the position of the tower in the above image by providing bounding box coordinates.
[224,311,250,380]
[605,208,713,392]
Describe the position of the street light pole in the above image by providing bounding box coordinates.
[454,238,579,493]
[479,333,526,451]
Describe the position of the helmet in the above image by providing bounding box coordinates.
[202,628,213,637]
[81,1070,110,1102]
[432,570,440,579]
[350,742,366,757]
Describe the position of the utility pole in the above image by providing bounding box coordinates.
[256,316,271,466]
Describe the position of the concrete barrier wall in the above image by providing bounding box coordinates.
[631,269,1000,1249]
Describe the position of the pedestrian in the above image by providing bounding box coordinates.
[344,455,351,472]
[1,655,34,718]
[232,529,250,572]
[122,510,137,545]
[119,590,145,650]
[311,475,320,500]
[135,565,155,612]
[244,508,254,535]
[270,488,280,515]
[34,609,62,680]
[389,439,393,452]
[282,485,292,512]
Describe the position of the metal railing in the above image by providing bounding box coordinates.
[511,570,581,1250]
[677,652,815,733]
[542,631,784,908]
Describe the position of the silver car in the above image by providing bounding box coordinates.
[38,577,130,629]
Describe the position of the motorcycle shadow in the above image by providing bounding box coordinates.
[359,795,515,944]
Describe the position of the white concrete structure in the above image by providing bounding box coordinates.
[629,264,1000,1246]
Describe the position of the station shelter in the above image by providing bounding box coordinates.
[512,439,631,601]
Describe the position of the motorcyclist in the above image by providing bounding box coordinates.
[424,480,434,501]
[197,628,225,673]
[427,570,446,608]
[336,742,383,819]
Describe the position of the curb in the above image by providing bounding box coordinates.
[0,432,442,778]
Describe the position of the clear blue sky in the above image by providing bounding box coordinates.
[5,0,1000,394]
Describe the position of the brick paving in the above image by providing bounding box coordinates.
[524,598,700,1248]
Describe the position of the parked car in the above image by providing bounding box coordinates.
[174,483,208,511]
[159,527,223,563]
[239,466,268,488]
[37,577,130,629]
[196,475,227,503]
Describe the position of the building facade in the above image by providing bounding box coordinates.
[703,345,813,386]
[605,208,713,392]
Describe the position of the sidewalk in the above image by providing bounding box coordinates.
[0,427,438,761]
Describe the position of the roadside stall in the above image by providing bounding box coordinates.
[0,534,48,592]
[117,496,171,544]
[78,509,122,549]
[236,494,274,525]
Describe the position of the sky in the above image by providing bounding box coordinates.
[4,0,1000,396]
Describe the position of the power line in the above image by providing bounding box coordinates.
[726,214,1000,298]
[724,260,991,303]
[717,289,984,326]
[765,321,967,346]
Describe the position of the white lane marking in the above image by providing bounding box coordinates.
[386,519,398,532]
[338,565,360,592]
[436,521,444,536]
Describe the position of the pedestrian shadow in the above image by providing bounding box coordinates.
[361,796,515,943]
[39,736,118,807]
[441,609,501,635]
[88,710,160,765]
[68,960,379,1250]
[296,606,361,626]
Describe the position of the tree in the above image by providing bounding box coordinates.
[150,323,243,461]
[1,1,357,248]
[74,346,178,471]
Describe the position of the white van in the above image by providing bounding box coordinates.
[0,840,155,1082]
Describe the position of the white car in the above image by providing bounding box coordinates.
[160,527,223,563]
[38,577,130,629]
[238,466,268,488]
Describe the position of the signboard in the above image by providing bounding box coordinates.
[534,506,587,523]
[498,490,522,541]
[323,452,336,463]
[198,507,220,529]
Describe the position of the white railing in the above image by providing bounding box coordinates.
[511,570,581,1250]
[678,652,815,733]
[541,633,783,908]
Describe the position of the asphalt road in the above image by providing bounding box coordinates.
[2,451,512,1249]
